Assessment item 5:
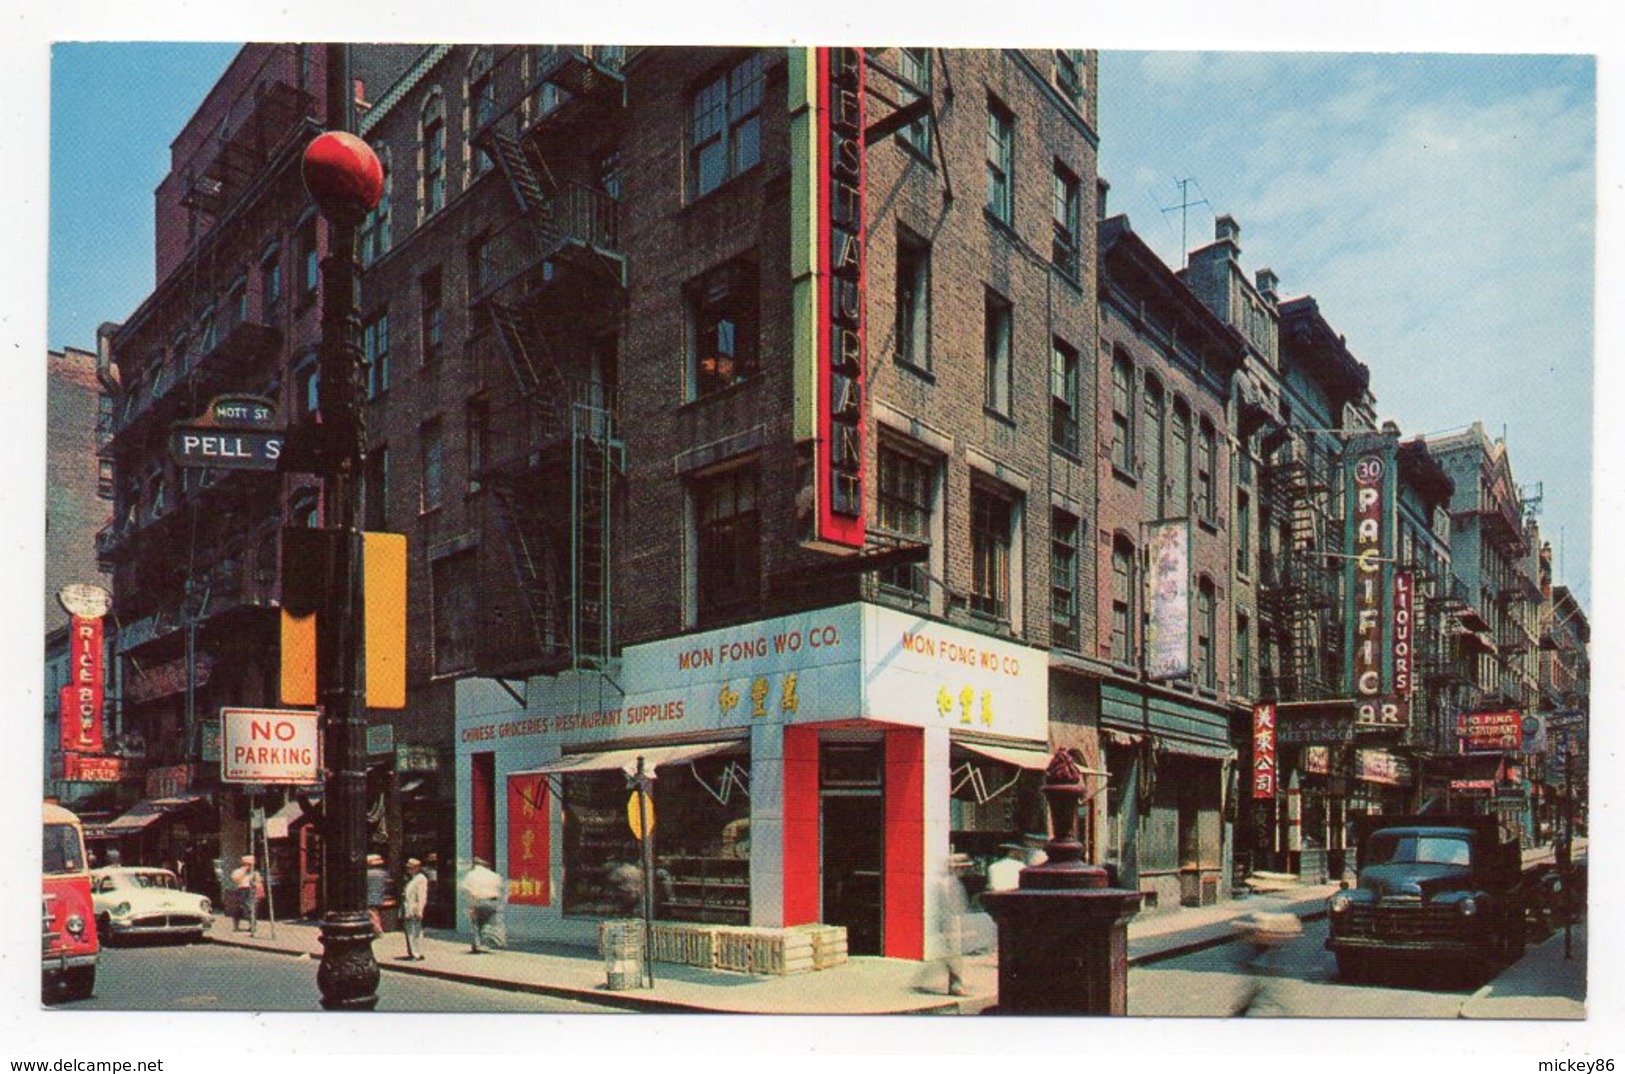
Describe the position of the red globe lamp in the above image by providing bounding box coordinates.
[302,131,383,227]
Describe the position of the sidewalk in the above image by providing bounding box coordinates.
[204,881,1341,1015]
[1458,921,1586,1020]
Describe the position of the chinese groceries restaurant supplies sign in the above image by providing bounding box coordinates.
[458,603,1049,751]
[1344,444,1408,728]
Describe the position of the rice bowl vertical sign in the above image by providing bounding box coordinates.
[221,707,321,784]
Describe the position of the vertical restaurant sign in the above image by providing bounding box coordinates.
[1347,451,1397,725]
[506,773,551,906]
[1252,702,1278,799]
[59,614,105,755]
[1146,520,1191,681]
[1389,570,1414,726]
[811,47,867,551]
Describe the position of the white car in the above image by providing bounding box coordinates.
[90,867,212,944]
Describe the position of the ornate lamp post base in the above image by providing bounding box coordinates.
[316,912,381,1010]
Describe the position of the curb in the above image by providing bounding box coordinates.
[1128,908,1329,968]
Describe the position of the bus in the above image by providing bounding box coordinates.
[43,801,98,1002]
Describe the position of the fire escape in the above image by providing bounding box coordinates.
[468,46,628,676]
[1258,440,1342,701]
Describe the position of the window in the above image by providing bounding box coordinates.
[432,550,477,675]
[984,290,1012,415]
[468,233,497,298]
[466,399,489,493]
[1197,578,1216,689]
[896,48,932,156]
[360,147,391,266]
[1236,489,1252,576]
[362,309,390,399]
[985,97,1014,224]
[1111,536,1136,664]
[420,92,447,220]
[421,418,444,512]
[364,446,389,531]
[1143,375,1165,515]
[1051,337,1079,454]
[262,247,282,320]
[420,267,444,361]
[1055,49,1086,110]
[1171,399,1191,515]
[688,258,759,397]
[1051,510,1080,650]
[466,49,496,182]
[1111,350,1135,473]
[1236,611,1252,695]
[227,275,249,331]
[1197,417,1217,523]
[293,354,319,421]
[1052,161,1081,279]
[694,466,760,624]
[297,216,319,304]
[876,444,933,601]
[894,228,930,369]
[970,485,1014,621]
[688,51,766,199]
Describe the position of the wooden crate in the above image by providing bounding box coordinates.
[798,924,849,969]
[650,923,717,967]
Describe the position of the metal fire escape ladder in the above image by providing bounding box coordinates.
[489,482,565,662]
[570,405,620,666]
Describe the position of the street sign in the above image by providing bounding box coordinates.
[221,706,320,784]
[627,789,655,840]
[169,394,285,472]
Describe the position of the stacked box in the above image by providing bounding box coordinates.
[799,924,849,969]
[712,927,755,973]
[650,922,718,967]
[761,928,816,975]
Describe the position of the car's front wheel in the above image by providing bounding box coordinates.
[1335,950,1373,982]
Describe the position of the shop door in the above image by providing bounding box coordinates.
[297,824,322,918]
[821,795,884,955]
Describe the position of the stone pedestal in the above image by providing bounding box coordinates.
[980,747,1142,1014]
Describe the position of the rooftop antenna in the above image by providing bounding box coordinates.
[1160,177,1210,268]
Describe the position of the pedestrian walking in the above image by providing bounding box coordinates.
[229,855,262,934]
[460,857,505,953]
[919,852,972,996]
[366,853,390,936]
[400,858,428,961]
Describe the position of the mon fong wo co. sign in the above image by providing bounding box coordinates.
[221,707,320,784]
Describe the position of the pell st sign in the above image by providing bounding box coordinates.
[221,707,320,784]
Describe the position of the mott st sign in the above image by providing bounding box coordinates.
[170,394,285,472]
[221,707,320,784]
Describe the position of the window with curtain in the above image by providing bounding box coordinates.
[970,485,1015,622]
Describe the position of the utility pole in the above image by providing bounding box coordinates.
[304,43,384,1011]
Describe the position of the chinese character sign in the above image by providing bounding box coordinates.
[1253,702,1278,799]
[1146,520,1191,682]
[506,774,551,906]
[59,614,105,754]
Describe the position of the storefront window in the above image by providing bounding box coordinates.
[947,745,1044,903]
[561,748,751,924]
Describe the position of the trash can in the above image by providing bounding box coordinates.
[600,919,644,990]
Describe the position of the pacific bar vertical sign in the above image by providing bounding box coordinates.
[814,46,867,551]
[1390,570,1414,726]
[59,615,105,754]
[1252,702,1278,799]
[1347,451,1400,726]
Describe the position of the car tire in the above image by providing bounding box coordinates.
[96,914,113,945]
[48,966,96,1003]
[1335,951,1371,982]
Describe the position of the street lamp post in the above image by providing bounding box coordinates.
[302,43,384,1011]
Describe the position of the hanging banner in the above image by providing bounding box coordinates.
[60,614,105,755]
[1252,702,1278,799]
[506,773,551,906]
[1146,520,1191,681]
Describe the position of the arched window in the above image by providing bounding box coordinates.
[465,49,496,184]
[360,145,392,266]
[1197,415,1217,523]
[419,90,447,220]
[1171,397,1192,516]
[1111,534,1136,665]
[1197,576,1217,689]
[1143,373,1165,516]
[1110,348,1135,472]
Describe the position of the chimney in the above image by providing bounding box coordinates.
[1215,214,1241,255]
[1381,420,1401,436]
[1096,177,1110,220]
[1256,267,1279,305]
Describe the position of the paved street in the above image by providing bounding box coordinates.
[74,939,628,1014]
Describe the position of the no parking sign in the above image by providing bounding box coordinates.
[221,707,321,784]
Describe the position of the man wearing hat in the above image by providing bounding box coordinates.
[365,853,390,936]
[459,856,505,953]
[229,854,262,934]
[400,858,429,961]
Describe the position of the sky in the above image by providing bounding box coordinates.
[1096,51,1596,607]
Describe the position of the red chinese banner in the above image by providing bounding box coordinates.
[59,615,104,754]
[506,773,551,906]
[1252,702,1278,799]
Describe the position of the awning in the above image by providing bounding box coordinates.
[104,794,206,833]
[265,799,306,840]
[955,739,1107,775]
[510,740,743,779]
[1156,738,1237,762]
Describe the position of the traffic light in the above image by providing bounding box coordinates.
[280,530,406,709]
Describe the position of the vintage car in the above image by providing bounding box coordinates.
[91,866,213,943]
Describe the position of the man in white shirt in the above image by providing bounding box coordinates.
[400,858,429,961]
[459,857,504,953]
